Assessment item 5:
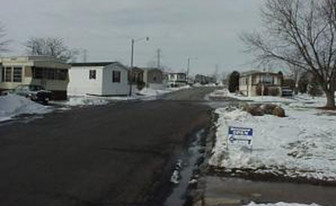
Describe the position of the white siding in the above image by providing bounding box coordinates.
[102,64,128,96]
[68,66,103,96]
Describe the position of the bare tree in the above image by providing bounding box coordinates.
[0,22,10,53]
[241,0,336,108]
[25,37,78,62]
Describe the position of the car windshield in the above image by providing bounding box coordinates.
[28,85,44,91]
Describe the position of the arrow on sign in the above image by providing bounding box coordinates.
[229,136,252,144]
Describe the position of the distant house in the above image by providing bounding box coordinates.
[166,72,187,87]
[68,62,129,96]
[194,74,216,85]
[130,67,144,83]
[0,56,70,100]
[143,68,163,88]
[129,67,163,89]
[129,67,145,89]
[239,70,283,96]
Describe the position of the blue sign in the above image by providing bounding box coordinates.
[228,126,253,148]
[229,127,253,136]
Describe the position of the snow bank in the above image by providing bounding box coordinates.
[194,83,217,87]
[63,96,110,106]
[138,85,191,97]
[0,94,51,122]
[137,87,171,96]
[209,88,296,103]
[53,95,139,107]
[54,85,191,107]
[209,88,232,98]
[210,88,334,106]
[245,202,321,206]
[209,101,336,182]
[169,85,191,91]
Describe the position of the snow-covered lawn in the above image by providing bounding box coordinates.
[245,202,321,206]
[0,94,52,122]
[209,89,336,183]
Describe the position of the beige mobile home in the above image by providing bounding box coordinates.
[0,56,70,100]
[239,70,283,96]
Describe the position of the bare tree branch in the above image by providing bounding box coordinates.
[24,37,78,62]
[0,22,10,53]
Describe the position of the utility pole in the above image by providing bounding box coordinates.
[214,64,219,83]
[129,39,135,96]
[157,49,161,69]
[187,57,190,76]
[128,37,149,96]
[187,57,198,76]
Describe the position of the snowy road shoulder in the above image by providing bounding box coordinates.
[51,95,137,107]
[60,86,192,106]
[0,86,192,122]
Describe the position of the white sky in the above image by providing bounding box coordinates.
[0,0,263,75]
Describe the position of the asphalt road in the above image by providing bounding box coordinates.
[0,87,216,206]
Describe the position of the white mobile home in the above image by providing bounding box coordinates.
[68,62,129,96]
[166,72,187,87]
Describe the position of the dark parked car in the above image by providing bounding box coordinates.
[12,85,53,104]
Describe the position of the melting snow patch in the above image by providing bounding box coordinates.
[137,87,171,97]
[53,95,139,107]
[170,159,183,184]
[138,85,191,97]
[66,96,110,106]
[170,170,180,184]
[59,86,191,106]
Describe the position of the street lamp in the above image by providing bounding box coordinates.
[186,57,197,84]
[129,37,149,96]
[186,57,198,76]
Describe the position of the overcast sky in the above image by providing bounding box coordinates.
[1,0,263,75]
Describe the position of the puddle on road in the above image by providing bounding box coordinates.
[164,129,206,206]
